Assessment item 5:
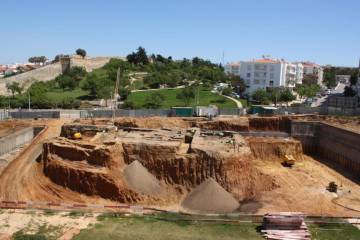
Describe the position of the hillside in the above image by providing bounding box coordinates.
[0,56,113,96]
[127,88,237,109]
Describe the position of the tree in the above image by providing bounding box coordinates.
[6,82,22,97]
[27,82,52,109]
[143,92,165,108]
[268,88,281,106]
[126,47,149,65]
[222,87,233,96]
[122,100,135,109]
[344,86,357,97]
[28,56,47,64]
[280,89,296,106]
[251,89,269,104]
[55,66,86,90]
[294,85,307,100]
[323,70,336,88]
[302,74,318,85]
[304,84,321,98]
[350,73,358,86]
[76,48,87,58]
[80,69,110,96]
[97,85,113,106]
[229,75,246,96]
[176,87,195,106]
[56,75,76,90]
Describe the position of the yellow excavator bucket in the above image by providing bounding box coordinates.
[73,132,82,139]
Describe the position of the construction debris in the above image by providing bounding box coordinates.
[261,212,310,240]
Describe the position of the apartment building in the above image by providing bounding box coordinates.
[225,58,303,94]
[301,62,324,85]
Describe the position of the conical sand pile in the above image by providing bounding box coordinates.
[181,178,239,213]
[123,160,162,195]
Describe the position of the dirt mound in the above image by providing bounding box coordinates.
[181,178,240,213]
[0,120,30,138]
[115,117,193,129]
[249,116,291,132]
[247,137,303,161]
[123,160,162,195]
[195,118,249,131]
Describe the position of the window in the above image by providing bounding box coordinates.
[270,73,274,79]
[246,80,250,85]
[255,64,267,71]
[269,80,274,86]
[270,65,275,71]
[247,73,251,78]
[254,79,260,84]
[247,65,252,70]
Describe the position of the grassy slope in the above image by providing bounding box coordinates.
[73,215,360,240]
[73,216,263,240]
[127,89,237,109]
[309,223,360,240]
[46,88,89,101]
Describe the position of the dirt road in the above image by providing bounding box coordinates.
[0,119,104,203]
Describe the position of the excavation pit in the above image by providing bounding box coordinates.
[2,116,360,216]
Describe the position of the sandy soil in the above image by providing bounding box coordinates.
[253,155,360,217]
[0,119,114,205]
[0,209,97,239]
[0,117,360,217]
[0,120,30,138]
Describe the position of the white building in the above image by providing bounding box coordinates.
[225,58,303,94]
[301,62,324,85]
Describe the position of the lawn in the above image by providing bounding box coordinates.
[73,215,263,240]
[308,223,360,240]
[46,88,90,102]
[127,88,237,109]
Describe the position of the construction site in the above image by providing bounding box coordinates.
[0,115,359,219]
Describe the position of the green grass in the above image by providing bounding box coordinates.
[73,215,263,240]
[46,88,89,102]
[127,89,237,109]
[239,99,248,107]
[309,223,360,240]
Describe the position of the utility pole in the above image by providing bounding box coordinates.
[28,92,31,111]
[222,51,225,66]
[196,86,200,105]
[112,67,121,124]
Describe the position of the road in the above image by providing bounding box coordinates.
[222,95,243,108]
[311,83,345,107]
[0,119,92,202]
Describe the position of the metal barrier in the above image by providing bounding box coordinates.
[0,111,9,121]
[9,111,60,119]
[218,108,245,116]
[80,109,172,118]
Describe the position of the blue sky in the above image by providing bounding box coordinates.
[1,0,359,66]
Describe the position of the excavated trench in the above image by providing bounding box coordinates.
[40,117,306,206]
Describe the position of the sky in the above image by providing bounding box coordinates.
[1,0,359,67]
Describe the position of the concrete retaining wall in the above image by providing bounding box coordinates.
[291,121,360,177]
[0,127,34,155]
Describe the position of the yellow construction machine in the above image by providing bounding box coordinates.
[282,155,295,167]
[73,132,82,140]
